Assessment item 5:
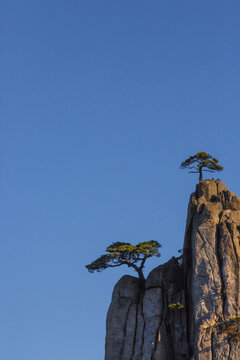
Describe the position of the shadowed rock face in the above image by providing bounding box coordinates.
[105,180,240,360]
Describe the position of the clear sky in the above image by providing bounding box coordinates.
[1,1,240,359]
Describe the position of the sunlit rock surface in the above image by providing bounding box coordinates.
[105,180,240,360]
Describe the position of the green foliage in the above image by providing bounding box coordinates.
[229,315,240,321]
[180,152,223,181]
[168,302,184,310]
[85,240,161,280]
[222,316,240,340]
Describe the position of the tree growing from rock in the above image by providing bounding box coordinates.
[85,240,161,280]
[180,152,223,182]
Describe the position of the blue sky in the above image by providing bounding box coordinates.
[1,1,240,359]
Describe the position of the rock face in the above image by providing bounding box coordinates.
[105,180,240,360]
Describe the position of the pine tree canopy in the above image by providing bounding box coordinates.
[180,152,223,181]
[85,240,161,280]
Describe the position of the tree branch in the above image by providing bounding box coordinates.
[107,263,122,268]
[139,256,148,271]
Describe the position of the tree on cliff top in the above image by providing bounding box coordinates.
[85,240,161,281]
[180,152,223,182]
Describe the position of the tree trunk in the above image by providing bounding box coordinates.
[199,167,203,182]
[137,268,145,281]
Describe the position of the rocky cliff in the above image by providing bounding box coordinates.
[105,179,240,360]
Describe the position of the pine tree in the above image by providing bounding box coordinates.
[85,240,161,280]
[180,152,223,182]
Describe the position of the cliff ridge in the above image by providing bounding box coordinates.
[105,180,240,360]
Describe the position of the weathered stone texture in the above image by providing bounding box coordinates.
[105,180,240,360]
[184,179,240,360]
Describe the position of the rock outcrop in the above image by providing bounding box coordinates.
[105,179,240,360]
